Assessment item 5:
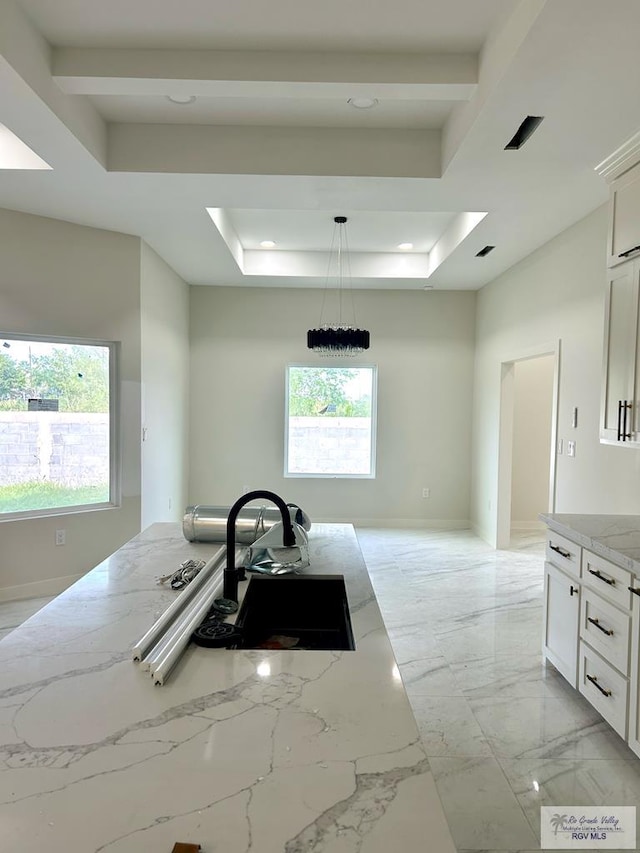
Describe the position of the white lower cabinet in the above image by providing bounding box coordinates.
[544,528,640,757]
[543,561,580,687]
[580,587,630,674]
[579,641,628,739]
[629,586,640,757]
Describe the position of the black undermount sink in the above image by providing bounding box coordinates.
[230,574,355,651]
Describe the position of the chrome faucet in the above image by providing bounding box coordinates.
[223,490,296,603]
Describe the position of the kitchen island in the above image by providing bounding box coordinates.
[0,522,455,852]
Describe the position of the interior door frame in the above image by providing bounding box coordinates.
[496,340,561,549]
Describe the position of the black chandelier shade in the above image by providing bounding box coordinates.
[307,326,370,354]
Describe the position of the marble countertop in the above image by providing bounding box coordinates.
[540,513,640,574]
[0,522,454,853]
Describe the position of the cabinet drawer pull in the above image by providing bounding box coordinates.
[629,586,640,597]
[618,399,623,441]
[570,585,578,596]
[587,616,613,636]
[586,673,612,697]
[618,244,640,258]
[550,543,571,559]
[623,400,632,441]
[588,568,615,586]
[617,400,633,441]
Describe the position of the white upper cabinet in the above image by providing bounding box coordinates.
[608,161,640,267]
[600,259,640,445]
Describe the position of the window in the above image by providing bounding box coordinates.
[0,334,118,518]
[285,365,376,477]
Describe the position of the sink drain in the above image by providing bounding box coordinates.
[192,620,243,648]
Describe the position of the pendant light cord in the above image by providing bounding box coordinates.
[337,220,343,326]
[343,223,358,329]
[318,221,339,329]
[317,217,358,330]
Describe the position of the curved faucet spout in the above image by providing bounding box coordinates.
[223,490,296,602]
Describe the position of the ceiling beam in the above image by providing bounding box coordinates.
[0,0,107,168]
[53,47,477,100]
[108,124,441,178]
[441,0,548,173]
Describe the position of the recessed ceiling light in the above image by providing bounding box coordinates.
[260,240,276,248]
[397,242,413,250]
[347,97,379,110]
[166,95,196,105]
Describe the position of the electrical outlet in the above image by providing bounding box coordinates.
[422,488,430,499]
[55,529,66,546]
[567,440,576,457]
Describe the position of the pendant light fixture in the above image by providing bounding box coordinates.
[307,216,370,356]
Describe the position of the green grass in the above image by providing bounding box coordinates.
[0,481,109,513]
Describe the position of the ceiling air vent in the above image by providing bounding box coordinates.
[476,245,495,257]
[504,116,544,150]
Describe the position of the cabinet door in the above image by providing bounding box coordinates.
[608,161,640,266]
[600,261,640,443]
[543,561,580,687]
[628,583,640,758]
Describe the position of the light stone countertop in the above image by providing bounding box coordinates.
[0,522,455,853]
[540,513,640,573]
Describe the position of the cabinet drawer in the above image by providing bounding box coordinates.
[579,642,628,739]
[581,550,632,610]
[580,588,630,675]
[545,531,580,578]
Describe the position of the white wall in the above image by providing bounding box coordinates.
[0,207,142,597]
[511,355,555,528]
[189,286,476,524]
[471,205,640,546]
[140,242,189,528]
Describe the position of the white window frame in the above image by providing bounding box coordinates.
[284,363,377,479]
[0,332,120,521]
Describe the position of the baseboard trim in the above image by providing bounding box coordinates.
[316,517,471,530]
[0,573,83,603]
[511,521,546,531]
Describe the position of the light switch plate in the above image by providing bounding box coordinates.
[567,440,576,457]
[557,438,563,454]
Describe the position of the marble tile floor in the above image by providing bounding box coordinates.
[355,527,640,853]
[1,531,640,851]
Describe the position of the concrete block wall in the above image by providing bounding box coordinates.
[0,413,109,487]
[288,417,372,475]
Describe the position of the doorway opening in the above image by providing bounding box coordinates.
[496,343,559,549]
